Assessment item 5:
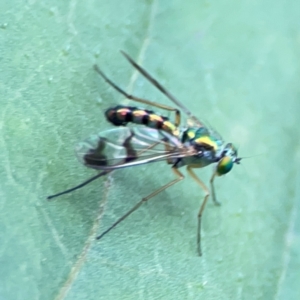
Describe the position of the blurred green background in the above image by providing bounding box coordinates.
[1,1,300,299]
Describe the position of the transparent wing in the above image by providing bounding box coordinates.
[75,127,194,170]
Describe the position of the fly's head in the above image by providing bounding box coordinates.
[216,143,241,176]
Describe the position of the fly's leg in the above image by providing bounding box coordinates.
[96,167,184,240]
[94,64,181,127]
[120,51,203,127]
[187,166,210,256]
[210,172,221,206]
[47,171,110,200]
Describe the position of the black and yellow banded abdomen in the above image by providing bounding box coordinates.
[105,105,177,135]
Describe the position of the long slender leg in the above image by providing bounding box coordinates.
[94,65,181,127]
[96,167,184,240]
[210,172,221,206]
[47,171,110,200]
[120,51,203,127]
[187,166,210,256]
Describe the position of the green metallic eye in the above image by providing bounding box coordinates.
[216,156,233,176]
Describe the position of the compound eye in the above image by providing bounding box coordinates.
[216,156,233,176]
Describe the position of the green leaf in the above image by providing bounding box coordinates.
[1,1,300,299]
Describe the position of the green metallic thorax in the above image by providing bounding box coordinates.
[181,127,223,151]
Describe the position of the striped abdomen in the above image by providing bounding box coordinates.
[105,105,177,135]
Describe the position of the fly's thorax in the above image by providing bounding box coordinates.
[215,143,240,176]
[178,127,221,168]
[181,127,223,149]
[105,105,178,136]
[181,149,216,168]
